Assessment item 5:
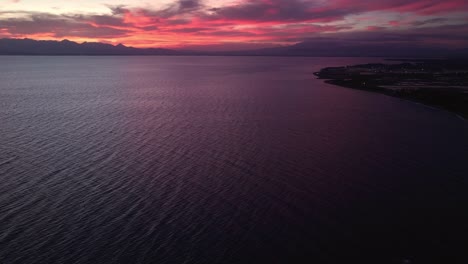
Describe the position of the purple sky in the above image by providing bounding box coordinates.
[0,0,467,50]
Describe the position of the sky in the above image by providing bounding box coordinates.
[0,0,467,50]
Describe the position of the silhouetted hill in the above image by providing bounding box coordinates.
[0,38,178,55]
[235,41,468,58]
[1,38,467,57]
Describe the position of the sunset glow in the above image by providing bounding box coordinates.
[1,0,467,50]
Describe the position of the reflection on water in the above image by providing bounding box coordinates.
[0,56,467,264]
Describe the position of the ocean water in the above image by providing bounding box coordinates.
[0,56,467,264]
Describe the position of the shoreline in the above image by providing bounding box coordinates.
[325,79,467,121]
[315,61,468,120]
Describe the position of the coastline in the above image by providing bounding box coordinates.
[315,61,468,120]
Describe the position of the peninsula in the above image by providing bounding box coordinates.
[315,60,468,119]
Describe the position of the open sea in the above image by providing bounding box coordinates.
[0,56,467,264]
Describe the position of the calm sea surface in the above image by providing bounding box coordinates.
[0,56,467,264]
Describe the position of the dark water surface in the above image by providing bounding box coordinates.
[0,56,467,264]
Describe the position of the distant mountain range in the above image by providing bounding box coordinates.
[1,38,467,57]
[0,38,178,55]
[226,41,468,58]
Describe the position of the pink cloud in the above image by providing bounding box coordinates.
[0,0,466,49]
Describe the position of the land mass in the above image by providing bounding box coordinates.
[315,60,468,119]
[0,38,179,55]
[1,38,468,57]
